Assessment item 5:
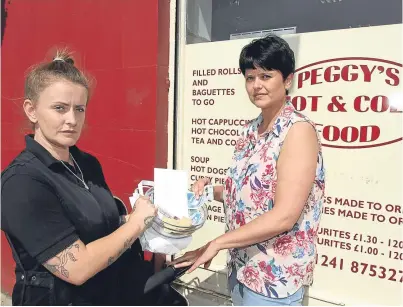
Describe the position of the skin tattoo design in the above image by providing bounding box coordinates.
[43,243,80,278]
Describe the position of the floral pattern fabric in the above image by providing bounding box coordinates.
[224,101,325,298]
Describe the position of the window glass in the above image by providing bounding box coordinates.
[186,0,402,44]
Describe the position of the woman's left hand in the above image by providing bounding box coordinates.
[169,241,220,273]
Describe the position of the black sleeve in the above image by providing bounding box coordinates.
[1,174,79,264]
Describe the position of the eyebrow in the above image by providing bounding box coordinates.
[246,72,274,77]
[52,101,86,107]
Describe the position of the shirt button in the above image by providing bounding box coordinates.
[31,276,36,281]
[21,275,24,280]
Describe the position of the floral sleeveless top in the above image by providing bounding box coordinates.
[224,101,325,298]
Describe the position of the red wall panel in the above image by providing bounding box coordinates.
[1,0,170,295]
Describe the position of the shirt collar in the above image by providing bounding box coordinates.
[25,134,81,168]
[251,100,295,138]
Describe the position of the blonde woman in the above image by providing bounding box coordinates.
[1,51,160,305]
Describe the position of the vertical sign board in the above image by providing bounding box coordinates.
[176,24,402,305]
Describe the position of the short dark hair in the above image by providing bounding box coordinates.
[239,34,295,80]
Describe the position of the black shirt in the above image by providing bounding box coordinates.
[1,135,153,305]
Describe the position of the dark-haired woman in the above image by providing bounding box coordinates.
[171,35,326,306]
[1,51,163,305]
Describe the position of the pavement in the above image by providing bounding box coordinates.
[1,292,11,306]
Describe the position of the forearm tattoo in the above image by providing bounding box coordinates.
[43,243,79,278]
[107,238,133,266]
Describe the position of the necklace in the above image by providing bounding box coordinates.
[60,154,89,190]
